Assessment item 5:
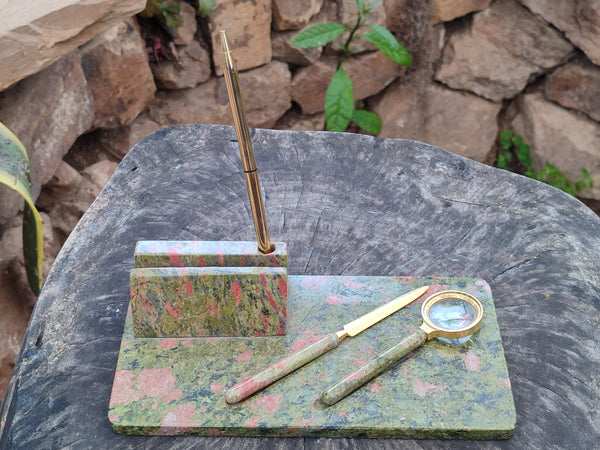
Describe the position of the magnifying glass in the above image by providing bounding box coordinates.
[320,290,484,406]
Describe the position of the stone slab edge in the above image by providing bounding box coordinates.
[110,275,516,439]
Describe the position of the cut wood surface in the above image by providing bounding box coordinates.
[1,124,598,449]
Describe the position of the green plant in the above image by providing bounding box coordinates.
[497,130,593,196]
[141,0,182,30]
[0,123,44,294]
[197,0,216,17]
[292,0,411,134]
[142,0,215,25]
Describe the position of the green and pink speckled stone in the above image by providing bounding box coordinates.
[130,241,288,337]
[110,276,516,439]
[134,241,287,269]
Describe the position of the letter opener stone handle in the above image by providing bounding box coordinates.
[320,329,427,406]
[224,333,340,404]
[224,285,429,403]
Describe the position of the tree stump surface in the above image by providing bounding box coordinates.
[1,124,598,449]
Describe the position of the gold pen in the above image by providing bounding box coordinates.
[220,30,274,254]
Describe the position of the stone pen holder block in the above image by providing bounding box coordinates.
[130,240,287,338]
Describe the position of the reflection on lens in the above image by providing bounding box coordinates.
[429,298,476,330]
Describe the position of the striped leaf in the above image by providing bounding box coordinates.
[0,122,43,294]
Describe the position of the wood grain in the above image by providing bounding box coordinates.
[1,124,599,449]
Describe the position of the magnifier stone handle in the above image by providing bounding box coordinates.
[224,333,340,404]
[320,329,428,406]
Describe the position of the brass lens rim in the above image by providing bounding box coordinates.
[420,290,484,339]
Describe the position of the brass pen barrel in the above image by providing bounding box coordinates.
[220,30,274,254]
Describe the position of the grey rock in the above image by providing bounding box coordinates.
[150,61,291,129]
[370,81,502,162]
[436,0,574,101]
[80,19,156,130]
[510,93,600,199]
[272,0,323,31]
[272,31,322,66]
[431,0,491,23]
[517,0,600,65]
[0,51,94,227]
[207,0,272,76]
[0,0,146,91]
[151,39,212,90]
[545,57,600,122]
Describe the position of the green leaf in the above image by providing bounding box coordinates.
[574,168,593,193]
[363,24,411,66]
[498,154,510,170]
[517,144,531,167]
[352,109,381,134]
[325,68,354,132]
[496,151,513,170]
[511,134,523,146]
[497,154,508,170]
[0,122,43,294]
[197,0,216,17]
[140,0,161,17]
[499,130,513,150]
[291,23,346,48]
[497,129,593,197]
[355,0,365,11]
[22,204,42,294]
[158,1,181,29]
[581,168,593,188]
[537,163,576,195]
[365,0,383,13]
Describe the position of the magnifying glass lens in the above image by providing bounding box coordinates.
[428,297,478,345]
[429,298,477,330]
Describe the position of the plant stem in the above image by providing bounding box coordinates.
[338,8,364,69]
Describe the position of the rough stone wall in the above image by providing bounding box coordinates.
[1,0,600,401]
[0,0,147,91]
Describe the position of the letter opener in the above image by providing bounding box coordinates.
[224,285,430,403]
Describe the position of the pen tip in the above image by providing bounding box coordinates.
[220,30,230,53]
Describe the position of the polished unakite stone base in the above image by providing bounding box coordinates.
[133,241,288,269]
[130,267,287,337]
[130,241,288,337]
[110,276,516,439]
